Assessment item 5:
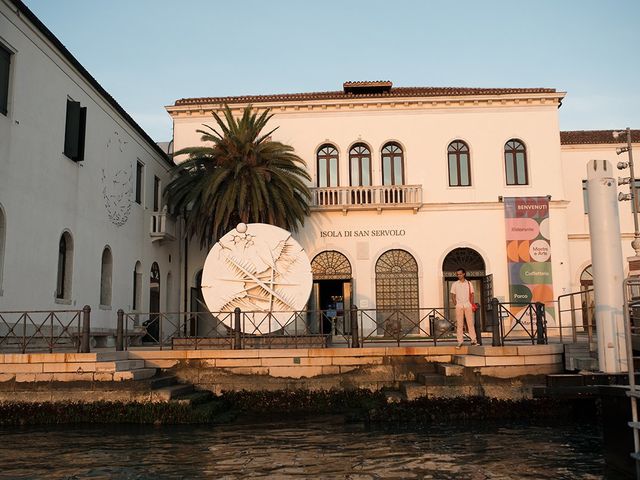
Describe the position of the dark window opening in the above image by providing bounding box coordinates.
[0,44,10,116]
[153,176,160,211]
[63,99,87,161]
[135,161,144,204]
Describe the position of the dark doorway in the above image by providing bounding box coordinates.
[145,262,161,342]
[442,248,491,331]
[312,279,352,334]
[310,251,353,335]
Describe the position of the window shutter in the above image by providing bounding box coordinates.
[77,106,87,161]
[0,46,10,116]
[64,100,81,159]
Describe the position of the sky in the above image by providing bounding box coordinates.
[23,0,640,142]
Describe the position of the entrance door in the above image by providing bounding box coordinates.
[313,279,352,334]
[310,251,353,335]
[442,248,489,331]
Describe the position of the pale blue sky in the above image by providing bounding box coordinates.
[24,0,640,142]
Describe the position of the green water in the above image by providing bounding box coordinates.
[0,419,614,479]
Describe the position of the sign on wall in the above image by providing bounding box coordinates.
[504,197,554,318]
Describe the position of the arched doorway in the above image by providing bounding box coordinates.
[375,249,419,335]
[310,251,352,334]
[442,248,491,330]
[146,262,161,341]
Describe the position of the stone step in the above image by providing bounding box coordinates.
[436,363,465,377]
[573,357,599,371]
[113,368,157,381]
[152,383,194,402]
[452,355,485,367]
[400,381,426,401]
[149,375,178,389]
[173,390,213,406]
[416,372,445,386]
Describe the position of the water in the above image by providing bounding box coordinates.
[0,418,612,479]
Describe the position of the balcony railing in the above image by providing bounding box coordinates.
[310,185,422,212]
[150,208,176,242]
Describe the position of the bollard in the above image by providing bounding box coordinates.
[490,298,501,346]
[350,305,360,348]
[535,302,546,344]
[116,309,124,351]
[474,304,483,346]
[234,307,242,350]
[81,305,91,353]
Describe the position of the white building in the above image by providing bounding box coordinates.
[168,83,639,333]
[0,0,180,329]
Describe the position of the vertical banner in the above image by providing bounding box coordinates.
[504,197,554,318]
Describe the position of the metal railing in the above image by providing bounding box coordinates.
[623,277,640,476]
[0,306,91,353]
[122,301,545,350]
[557,289,595,344]
[489,299,547,346]
[310,185,422,210]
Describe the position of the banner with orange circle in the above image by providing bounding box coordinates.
[504,197,554,319]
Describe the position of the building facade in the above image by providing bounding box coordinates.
[0,0,180,329]
[168,83,639,331]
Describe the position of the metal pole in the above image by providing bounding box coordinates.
[491,298,501,346]
[350,305,359,348]
[535,302,546,345]
[234,307,242,350]
[116,309,124,351]
[81,305,91,353]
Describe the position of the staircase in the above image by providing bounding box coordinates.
[149,374,212,404]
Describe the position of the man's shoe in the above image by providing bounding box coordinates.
[456,342,463,348]
[470,341,478,346]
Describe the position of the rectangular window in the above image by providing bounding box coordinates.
[153,176,160,211]
[63,99,87,161]
[582,180,588,214]
[0,44,11,116]
[135,161,144,204]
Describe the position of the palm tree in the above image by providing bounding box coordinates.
[165,105,311,247]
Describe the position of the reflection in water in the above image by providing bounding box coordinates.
[0,419,605,479]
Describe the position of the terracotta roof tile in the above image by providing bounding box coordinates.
[560,130,640,145]
[174,86,558,106]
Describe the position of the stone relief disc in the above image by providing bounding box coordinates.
[201,223,313,334]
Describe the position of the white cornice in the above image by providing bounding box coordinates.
[166,92,566,118]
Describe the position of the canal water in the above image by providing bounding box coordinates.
[0,418,615,479]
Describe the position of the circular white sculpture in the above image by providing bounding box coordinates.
[201,223,313,334]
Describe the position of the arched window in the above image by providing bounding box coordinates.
[100,247,113,306]
[448,141,471,187]
[381,143,404,185]
[132,261,142,311]
[316,144,339,187]
[311,250,352,280]
[349,144,371,187]
[375,249,419,334]
[56,232,73,300]
[0,205,5,294]
[504,139,528,185]
[149,262,160,313]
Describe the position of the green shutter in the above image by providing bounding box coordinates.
[0,45,10,116]
[64,99,81,159]
[77,106,87,161]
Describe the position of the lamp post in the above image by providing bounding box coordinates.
[615,128,640,274]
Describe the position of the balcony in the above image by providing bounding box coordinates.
[310,185,423,213]
[150,208,176,242]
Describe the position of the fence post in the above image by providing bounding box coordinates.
[535,302,546,344]
[81,305,91,353]
[116,309,124,351]
[350,305,360,348]
[474,305,483,346]
[490,298,501,346]
[234,307,242,350]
